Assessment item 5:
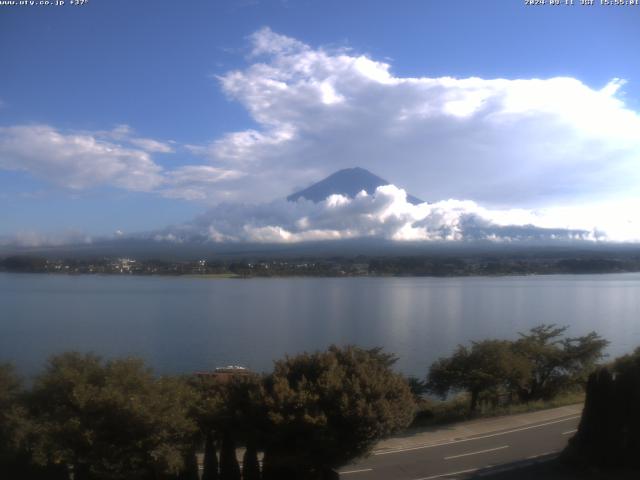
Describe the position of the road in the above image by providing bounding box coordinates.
[339,411,581,480]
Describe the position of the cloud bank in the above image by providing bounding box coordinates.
[152,184,621,245]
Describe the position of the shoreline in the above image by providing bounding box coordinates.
[2,270,640,279]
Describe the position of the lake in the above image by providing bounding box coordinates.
[1,272,639,378]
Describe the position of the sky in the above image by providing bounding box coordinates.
[1,0,640,245]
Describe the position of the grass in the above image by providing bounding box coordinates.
[410,390,585,429]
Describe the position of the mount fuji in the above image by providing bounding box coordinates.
[287,167,424,205]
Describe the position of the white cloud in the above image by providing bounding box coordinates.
[0,125,164,191]
[128,137,174,153]
[188,126,295,166]
[104,124,174,153]
[189,28,640,208]
[0,124,240,200]
[162,165,245,200]
[154,184,640,245]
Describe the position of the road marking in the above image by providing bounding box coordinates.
[413,466,481,480]
[444,445,509,460]
[562,429,577,435]
[341,468,373,475]
[374,415,580,456]
[526,450,558,459]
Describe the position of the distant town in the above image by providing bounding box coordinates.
[2,251,640,277]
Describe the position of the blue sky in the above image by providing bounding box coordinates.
[1,0,640,244]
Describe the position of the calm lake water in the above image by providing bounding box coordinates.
[1,272,639,378]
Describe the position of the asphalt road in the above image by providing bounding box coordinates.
[339,413,580,480]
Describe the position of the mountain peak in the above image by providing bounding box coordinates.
[287,167,423,204]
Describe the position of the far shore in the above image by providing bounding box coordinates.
[3,252,640,278]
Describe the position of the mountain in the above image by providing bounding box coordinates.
[287,167,424,205]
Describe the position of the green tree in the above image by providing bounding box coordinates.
[217,375,266,459]
[188,375,223,480]
[0,364,22,457]
[219,431,241,480]
[515,325,608,401]
[406,376,428,401]
[190,373,265,480]
[241,443,260,480]
[261,345,415,479]
[28,352,198,480]
[0,363,35,476]
[178,449,199,480]
[427,340,529,413]
[201,432,218,480]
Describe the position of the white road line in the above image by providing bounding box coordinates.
[413,466,481,480]
[341,468,373,475]
[562,429,577,435]
[444,445,509,460]
[374,415,580,456]
[526,450,558,459]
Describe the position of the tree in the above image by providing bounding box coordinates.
[406,376,428,401]
[427,326,608,411]
[0,363,34,476]
[515,325,608,401]
[564,347,640,469]
[189,373,265,480]
[178,449,199,480]
[427,340,529,413]
[1,255,47,272]
[217,375,266,467]
[0,364,22,457]
[241,443,260,480]
[561,331,610,384]
[188,375,223,480]
[201,431,218,480]
[261,345,415,478]
[28,352,198,479]
[219,430,241,480]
